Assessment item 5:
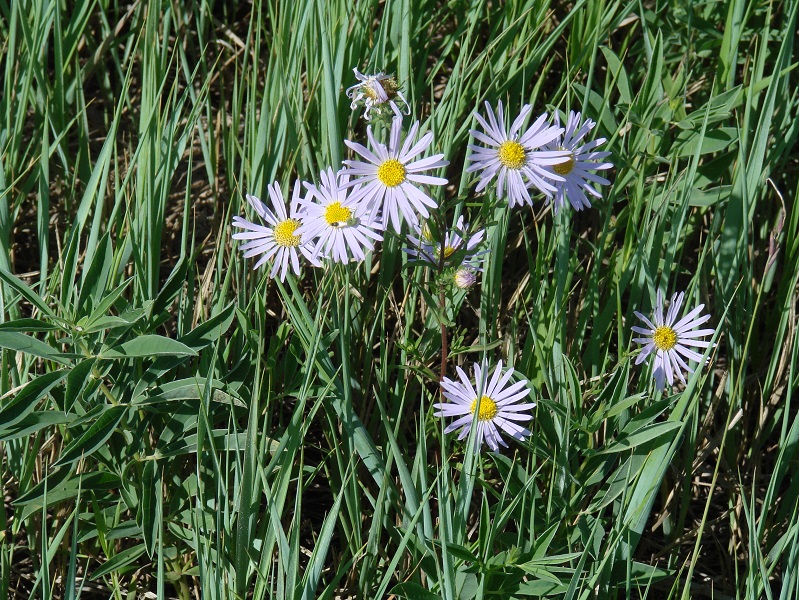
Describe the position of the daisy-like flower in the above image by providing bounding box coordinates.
[543,111,613,213]
[632,290,716,390]
[231,181,319,281]
[343,117,449,232]
[345,68,410,121]
[296,167,383,263]
[435,361,536,452]
[403,215,487,270]
[467,101,569,208]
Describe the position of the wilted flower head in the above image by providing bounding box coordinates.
[345,68,410,121]
[632,290,716,390]
[435,361,536,452]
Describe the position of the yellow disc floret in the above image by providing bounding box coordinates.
[653,326,678,351]
[441,246,456,259]
[497,140,526,170]
[325,202,353,227]
[470,395,498,421]
[363,82,380,100]
[377,159,406,187]
[273,219,302,247]
[553,151,575,176]
[382,77,399,98]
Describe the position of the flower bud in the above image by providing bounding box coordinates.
[454,268,477,290]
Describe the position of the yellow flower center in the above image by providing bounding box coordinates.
[363,84,380,100]
[324,202,353,227]
[553,151,575,176]
[421,222,434,242]
[469,395,498,421]
[383,77,399,97]
[363,77,398,102]
[273,219,301,247]
[653,326,678,351]
[377,159,406,187]
[497,140,526,170]
[437,245,456,259]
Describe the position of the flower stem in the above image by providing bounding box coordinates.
[440,286,448,383]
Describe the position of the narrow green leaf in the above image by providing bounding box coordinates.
[597,422,682,455]
[140,459,160,557]
[0,266,56,319]
[0,369,68,430]
[90,544,147,579]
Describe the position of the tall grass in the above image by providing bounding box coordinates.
[1,0,797,598]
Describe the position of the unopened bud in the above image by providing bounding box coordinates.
[454,268,477,290]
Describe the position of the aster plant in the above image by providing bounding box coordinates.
[435,361,536,452]
[345,68,410,121]
[544,111,613,213]
[632,290,716,390]
[343,117,449,232]
[231,181,319,281]
[296,168,384,263]
[467,101,569,208]
[403,215,487,271]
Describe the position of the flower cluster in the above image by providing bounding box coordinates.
[232,65,718,454]
[232,72,453,280]
[467,102,613,213]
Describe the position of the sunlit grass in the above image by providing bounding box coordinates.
[1,0,798,598]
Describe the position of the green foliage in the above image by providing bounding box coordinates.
[1,0,797,598]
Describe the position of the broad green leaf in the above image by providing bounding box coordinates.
[132,377,242,407]
[675,126,738,157]
[83,308,148,333]
[17,471,121,521]
[0,331,72,364]
[0,318,58,332]
[101,335,198,358]
[0,411,75,441]
[160,431,262,457]
[82,278,133,328]
[64,358,97,411]
[389,582,440,600]
[53,405,126,467]
[600,46,632,105]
